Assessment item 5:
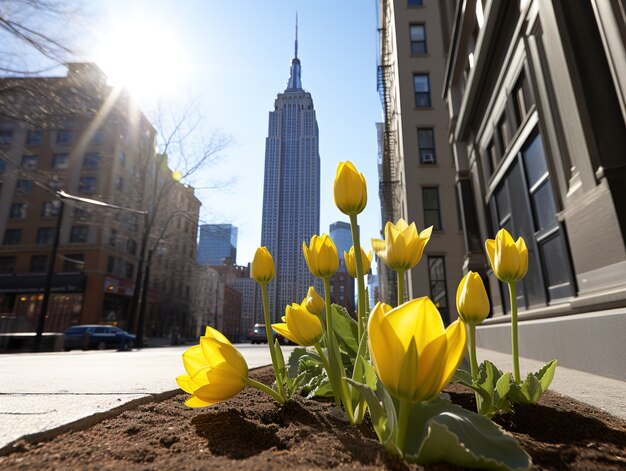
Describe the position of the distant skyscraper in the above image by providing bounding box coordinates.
[260,21,320,321]
[329,221,355,315]
[197,224,238,266]
[329,221,354,271]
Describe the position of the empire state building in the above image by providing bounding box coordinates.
[260,25,321,321]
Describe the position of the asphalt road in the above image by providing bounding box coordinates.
[0,344,293,453]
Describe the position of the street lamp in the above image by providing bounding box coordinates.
[34,185,147,351]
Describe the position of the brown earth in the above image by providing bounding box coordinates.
[1,367,625,470]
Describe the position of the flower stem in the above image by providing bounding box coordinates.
[396,398,412,456]
[508,282,521,384]
[261,283,286,400]
[246,377,284,405]
[469,324,481,411]
[349,213,367,342]
[397,270,405,307]
[322,278,342,407]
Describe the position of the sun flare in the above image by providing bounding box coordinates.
[94,18,187,101]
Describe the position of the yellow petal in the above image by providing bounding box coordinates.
[182,344,207,377]
[272,322,299,345]
[185,394,218,408]
[485,239,495,271]
[396,337,420,400]
[437,320,468,392]
[176,374,204,394]
[204,325,229,344]
[371,238,387,259]
[193,381,244,403]
[415,334,448,402]
[515,237,528,279]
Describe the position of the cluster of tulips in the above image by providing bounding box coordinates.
[175,161,555,470]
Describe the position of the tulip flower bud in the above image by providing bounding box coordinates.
[456,272,490,325]
[485,229,528,283]
[272,303,323,346]
[344,246,372,278]
[334,161,367,215]
[302,234,339,279]
[251,247,275,285]
[303,286,324,315]
[371,219,432,272]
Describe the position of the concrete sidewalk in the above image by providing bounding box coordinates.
[0,345,623,455]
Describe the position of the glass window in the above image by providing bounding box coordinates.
[498,115,511,154]
[0,129,13,145]
[63,254,84,272]
[30,255,48,273]
[0,256,16,273]
[119,151,126,167]
[27,130,44,146]
[42,201,60,217]
[49,178,64,190]
[3,229,22,245]
[410,24,427,55]
[0,159,5,172]
[73,208,90,220]
[56,130,73,145]
[53,153,69,169]
[422,187,442,230]
[79,177,97,194]
[70,226,89,243]
[16,180,33,194]
[125,262,134,279]
[107,256,115,273]
[109,228,117,247]
[127,239,137,255]
[91,129,104,145]
[428,256,449,322]
[83,153,101,169]
[408,0,423,5]
[418,128,436,164]
[37,227,55,245]
[413,74,431,107]
[9,203,27,219]
[115,175,124,191]
[21,155,39,170]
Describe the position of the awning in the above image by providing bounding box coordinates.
[0,274,86,294]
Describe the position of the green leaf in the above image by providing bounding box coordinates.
[346,378,388,442]
[286,347,310,378]
[331,304,359,355]
[274,339,286,376]
[404,399,531,471]
[535,359,557,393]
[452,368,474,386]
[495,371,512,402]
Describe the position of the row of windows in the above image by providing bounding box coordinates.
[0,254,85,274]
[2,152,103,172]
[0,128,104,147]
[3,226,89,245]
[11,174,128,195]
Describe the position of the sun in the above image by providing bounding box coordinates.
[94,18,187,101]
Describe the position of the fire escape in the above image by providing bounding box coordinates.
[377,0,401,305]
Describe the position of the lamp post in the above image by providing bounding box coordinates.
[33,186,147,352]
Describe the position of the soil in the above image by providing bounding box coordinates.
[1,367,625,470]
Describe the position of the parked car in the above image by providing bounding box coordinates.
[249,323,287,344]
[63,325,135,351]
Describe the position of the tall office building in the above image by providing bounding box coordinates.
[197,224,237,266]
[329,221,356,315]
[260,24,320,321]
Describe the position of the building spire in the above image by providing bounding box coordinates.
[286,12,302,91]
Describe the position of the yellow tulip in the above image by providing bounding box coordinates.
[344,246,372,278]
[485,229,528,283]
[368,298,466,403]
[251,246,275,284]
[272,303,323,346]
[302,234,339,279]
[303,286,324,315]
[176,326,248,408]
[334,160,367,215]
[456,272,490,325]
[371,219,432,272]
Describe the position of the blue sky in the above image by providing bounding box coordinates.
[67,1,384,267]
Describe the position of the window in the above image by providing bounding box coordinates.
[125,262,134,279]
[410,24,427,55]
[413,74,431,107]
[56,129,73,145]
[0,129,13,145]
[42,201,60,217]
[52,153,69,169]
[422,187,442,230]
[21,155,39,170]
[16,180,33,194]
[418,128,436,164]
[408,0,423,5]
[115,175,124,191]
[79,177,97,194]
[73,208,90,220]
[70,226,89,243]
[107,256,115,273]
[0,159,5,172]
[27,130,44,146]
[30,255,48,273]
[0,256,16,273]
[49,178,64,190]
[428,256,449,323]
[119,151,126,167]
[497,115,511,154]
[91,129,104,145]
[127,239,137,256]
[9,203,27,219]
[83,152,101,169]
[63,254,84,272]
[109,228,117,247]
[37,227,55,245]
[3,229,22,245]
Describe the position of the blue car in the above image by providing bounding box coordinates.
[63,325,135,351]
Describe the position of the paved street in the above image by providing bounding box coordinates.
[0,344,293,453]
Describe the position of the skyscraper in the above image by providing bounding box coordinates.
[260,22,320,321]
[197,224,237,266]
